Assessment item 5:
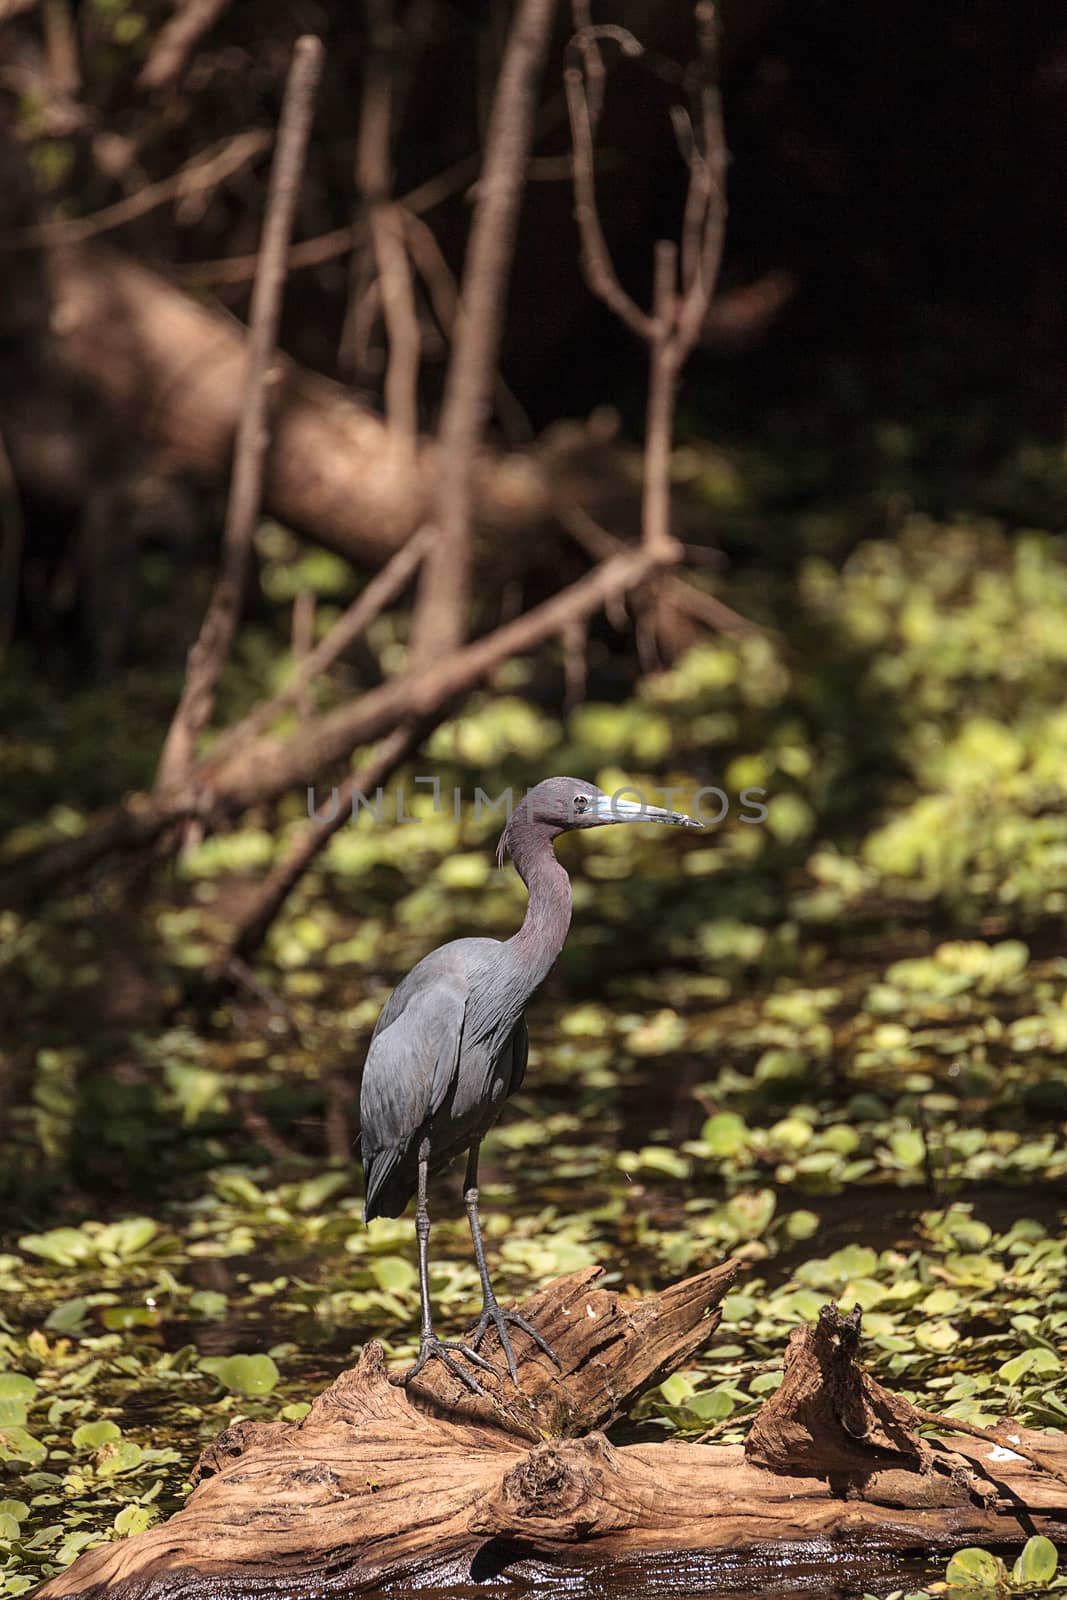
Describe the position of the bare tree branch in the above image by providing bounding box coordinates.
[0,2,747,938]
[643,239,678,558]
[411,0,561,667]
[0,540,681,909]
[42,0,79,96]
[217,0,564,965]
[219,524,437,967]
[403,211,534,444]
[564,25,653,341]
[137,0,232,93]
[155,35,323,792]
[565,3,731,650]
[356,0,421,447]
[206,525,432,764]
[0,131,271,251]
[674,107,709,295]
[672,7,727,357]
[219,722,421,972]
[664,571,761,639]
[554,485,756,639]
[217,0,564,966]
[289,591,315,718]
[912,1409,1067,1492]
[177,89,589,289]
[203,541,679,812]
[178,152,485,286]
[570,0,606,129]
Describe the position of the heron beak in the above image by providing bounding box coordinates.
[591,796,703,829]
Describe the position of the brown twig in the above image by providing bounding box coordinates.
[665,572,760,638]
[236,1088,300,1164]
[402,211,533,444]
[155,36,323,793]
[913,1407,1067,1491]
[554,479,756,639]
[570,0,606,130]
[356,0,421,447]
[367,214,420,441]
[0,540,682,910]
[411,0,561,667]
[42,0,79,95]
[177,85,585,288]
[202,541,682,812]
[673,108,704,294]
[673,3,727,356]
[289,591,315,718]
[219,722,419,969]
[204,525,432,767]
[182,75,594,282]
[694,1410,757,1445]
[226,954,303,1037]
[643,239,678,558]
[224,0,560,959]
[565,4,732,648]
[138,0,232,93]
[0,131,271,251]
[324,1075,354,1165]
[178,153,483,286]
[566,6,728,362]
[564,24,652,341]
[342,268,383,377]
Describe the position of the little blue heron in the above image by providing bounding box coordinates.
[359,775,701,1391]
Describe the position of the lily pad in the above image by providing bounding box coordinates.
[212,1354,280,1397]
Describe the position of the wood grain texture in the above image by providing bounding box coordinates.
[36,1270,1067,1600]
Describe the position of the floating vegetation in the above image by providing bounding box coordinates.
[3,524,1067,1594]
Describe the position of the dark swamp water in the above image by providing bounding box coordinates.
[2,937,1066,1595]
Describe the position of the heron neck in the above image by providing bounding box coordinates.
[506,827,573,992]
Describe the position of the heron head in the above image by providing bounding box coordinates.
[498,776,702,862]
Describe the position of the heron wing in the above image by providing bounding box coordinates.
[507,1014,529,1096]
[359,959,468,1220]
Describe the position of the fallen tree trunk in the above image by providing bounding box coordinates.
[36,1267,1067,1600]
[36,242,551,567]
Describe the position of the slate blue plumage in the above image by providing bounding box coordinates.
[359,775,701,1391]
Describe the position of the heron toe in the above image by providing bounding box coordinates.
[470,1301,562,1383]
[404,1334,499,1396]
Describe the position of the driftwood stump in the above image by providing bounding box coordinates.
[37,1268,1067,1599]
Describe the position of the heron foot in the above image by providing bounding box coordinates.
[404,1333,497,1396]
[470,1299,562,1384]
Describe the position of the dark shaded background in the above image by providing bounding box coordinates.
[2,0,1065,636]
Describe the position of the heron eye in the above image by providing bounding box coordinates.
[573,794,589,814]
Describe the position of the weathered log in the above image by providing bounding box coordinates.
[746,1302,933,1479]
[370,1258,743,1441]
[35,1272,1067,1600]
[33,243,550,567]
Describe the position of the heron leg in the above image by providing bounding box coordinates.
[463,1141,562,1383]
[404,1140,497,1396]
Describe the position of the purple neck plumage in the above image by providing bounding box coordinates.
[503,816,573,990]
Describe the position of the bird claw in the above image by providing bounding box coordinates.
[404,1333,498,1396]
[470,1301,562,1384]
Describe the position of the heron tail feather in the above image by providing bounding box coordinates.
[361,1143,411,1221]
